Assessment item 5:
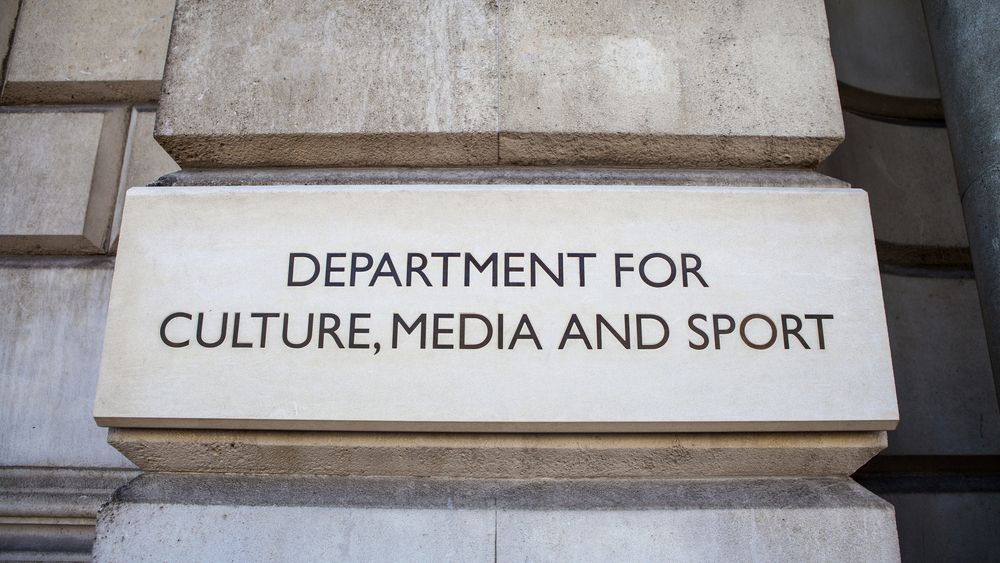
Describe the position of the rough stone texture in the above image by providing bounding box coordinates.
[156,0,842,168]
[498,503,896,561]
[0,259,133,468]
[0,0,17,73]
[154,167,851,189]
[1,0,174,104]
[498,0,844,167]
[110,108,178,251]
[93,475,899,562]
[0,468,137,561]
[821,112,967,249]
[107,429,886,478]
[879,491,1000,563]
[825,0,940,100]
[155,0,498,168]
[881,273,1000,456]
[97,504,494,562]
[0,109,128,254]
[924,0,1000,409]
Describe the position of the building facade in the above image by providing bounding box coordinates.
[0,0,998,561]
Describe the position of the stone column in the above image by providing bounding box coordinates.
[921,0,1000,406]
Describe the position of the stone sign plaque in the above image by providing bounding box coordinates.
[94,185,898,432]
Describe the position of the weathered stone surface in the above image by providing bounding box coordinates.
[107,429,886,478]
[881,273,1000,456]
[110,108,178,251]
[0,259,133,468]
[93,475,899,562]
[1,0,174,103]
[0,0,17,72]
[825,0,940,100]
[821,112,966,250]
[498,0,844,167]
[156,0,842,167]
[153,167,851,189]
[155,0,498,167]
[0,109,127,254]
[498,487,898,562]
[0,468,137,560]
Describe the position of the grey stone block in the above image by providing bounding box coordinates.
[821,112,967,249]
[881,491,1000,563]
[498,0,844,167]
[156,0,842,168]
[96,505,495,562]
[498,503,897,562]
[0,259,133,468]
[155,0,498,168]
[0,0,17,73]
[110,108,178,252]
[93,475,899,562]
[0,468,137,559]
[881,273,1000,456]
[825,0,940,100]
[0,109,128,254]
[1,0,174,104]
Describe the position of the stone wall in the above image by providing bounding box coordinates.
[0,1,176,560]
[0,0,996,560]
[822,1,1000,560]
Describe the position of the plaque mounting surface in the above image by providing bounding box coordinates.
[94,185,898,432]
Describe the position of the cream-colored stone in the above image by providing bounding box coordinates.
[821,112,966,249]
[498,0,844,167]
[110,108,178,252]
[0,109,127,254]
[95,185,897,432]
[108,428,886,478]
[2,0,174,104]
[155,0,498,167]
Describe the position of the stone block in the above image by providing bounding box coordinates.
[93,475,899,562]
[0,109,128,254]
[497,481,899,562]
[110,108,178,252]
[825,0,940,101]
[498,0,844,167]
[821,112,967,251]
[0,259,133,468]
[155,0,498,168]
[879,491,1000,562]
[0,468,137,560]
[881,273,1000,456]
[0,0,17,72]
[106,429,887,478]
[96,185,897,433]
[1,0,174,104]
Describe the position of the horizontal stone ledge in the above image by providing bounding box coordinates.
[156,133,842,169]
[0,80,163,105]
[152,167,849,189]
[156,132,498,169]
[0,468,139,519]
[108,428,886,478]
[110,473,887,511]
